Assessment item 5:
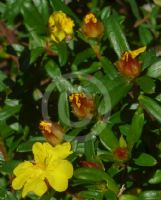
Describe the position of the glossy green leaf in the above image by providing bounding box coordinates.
[0,71,7,92]
[126,0,140,19]
[75,62,101,74]
[149,170,161,184]
[0,160,20,174]
[21,0,47,34]
[74,167,119,193]
[120,194,138,200]
[52,42,68,66]
[139,26,153,45]
[126,107,144,149]
[99,126,119,151]
[100,57,118,80]
[78,190,104,200]
[108,77,132,109]
[71,48,95,71]
[3,0,24,24]
[0,189,17,200]
[134,153,157,166]
[103,15,129,57]
[138,191,161,200]
[32,0,49,23]
[140,50,158,71]
[58,92,70,127]
[0,104,21,121]
[16,137,45,152]
[45,60,61,78]
[84,135,96,160]
[147,60,161,78]
[139,95,161,123]
[136,76,155,94]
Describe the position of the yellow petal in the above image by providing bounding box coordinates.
[47,160,73,179]
[54,160,73,178]
[32,142,47,164]
[22,177,47,197]
[12,161,34,190]
[129,46,146,59]
[13,161,33,176]
[47,173,68,192]
[52,142,72,160]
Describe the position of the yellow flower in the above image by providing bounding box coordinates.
[12,142,73,197]
[39,121,64,146]
[69,92,95,119]
[116,47,146,78]
[82,13,104,38]
[48,11,75,43]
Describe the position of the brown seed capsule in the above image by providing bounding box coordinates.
[39,121,64,146]
[82,13,104,38]
[69,92,95,119]
[116,47,146,79]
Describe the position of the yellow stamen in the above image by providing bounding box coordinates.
[69,93,85,108]
[129,46,146,59]
[84,13,97,24]
[39,121,52,134]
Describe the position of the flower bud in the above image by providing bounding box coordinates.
[48,11,75,43]
[116,47,146,78]
[39,121,64,146]
[79,160,102,169]
[113,147,129,161]
[82,13,104,38]
[69,92,95,119]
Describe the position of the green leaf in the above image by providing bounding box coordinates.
[0,104,21,121]
[32,0,49,23]
[3,0,24,24]
[30,47,44,63]
[71,48,95,71]
[99,126,119,151]
[149,170,161,184]
[0,189,17,200]
[78,190,104,200]
[52,42,68,66]
[17,138,43,152]
[139,95,161,123]
[126,0,141,19]
[84,135,96,160]
[126,108,144,149]
[120,194,138,200]
[138,191,161,200]
[100,57,118,80]
[0,160,20,174]
[21,0,47,34]
[0,71,7,92]
[74,168,119,193]
[103,15,129,57]
[134,153,157,166]
[139,26,153,45]
[76,62,101,74]
[45,60,61,78]
[49,0,80,24]
[140,50,158,71]
[104,190,117,200]
[108,77,132,109]
[58,92,70,127]
[136,76,155,94]
[147,60,161,79]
